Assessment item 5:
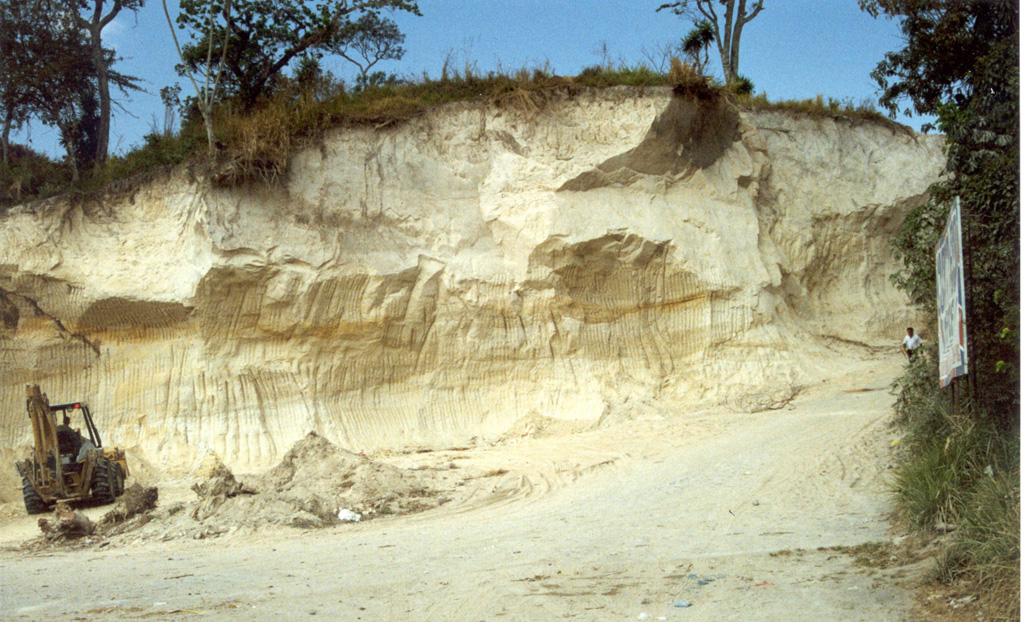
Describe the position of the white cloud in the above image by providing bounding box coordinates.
[103,15,132,49]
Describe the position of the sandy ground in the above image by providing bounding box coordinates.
[0,357,928,621]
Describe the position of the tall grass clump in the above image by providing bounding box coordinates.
[941,468,1020,619]
[575,63,668,88]
[890,348,1020,619]
[891,407,988,529]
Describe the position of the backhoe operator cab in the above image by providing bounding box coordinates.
[14,385,129,514]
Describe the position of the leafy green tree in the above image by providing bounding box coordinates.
[0,0,38,173]
[15,12,99,182]
[862,0,1019,425]
[175,0,420,110]
[658,0,765,83]
[331,11,406,83]
[65,0,146,168]
[1,1,140,184]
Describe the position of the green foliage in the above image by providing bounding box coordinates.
[872,7,1019,601]
[859,0,1017,118]
[12,9,99,180]
[354,71,403,93]
[104,130,206,180]
[67,0,147,165]
[332,11,407,81]
[890,346,1018,536]
[888,192,943,306]
[891,345,942,427]
[681,20,714,74]
[1,144,74,206]
[728,74,754,96]
[159,84,183,137]
[734,92,892,126]
[883,3,1019,425]
[1,0,141,182]
[0,59,917,205]
[573,64,669,88]
[892,412,989,530]
[1,0,37,161]
[176,0,420,110]
[892,435,959,528]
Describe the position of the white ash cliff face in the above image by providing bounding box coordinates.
[0,87,945,484]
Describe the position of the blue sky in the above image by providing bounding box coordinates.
[16,0,932,158]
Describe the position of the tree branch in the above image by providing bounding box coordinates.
[738,0,765,26]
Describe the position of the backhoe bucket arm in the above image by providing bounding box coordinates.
[26,384,64,497]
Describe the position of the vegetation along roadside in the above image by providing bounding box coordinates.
[867,0,1019,619]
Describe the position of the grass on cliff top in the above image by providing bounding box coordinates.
[2,60,899,206]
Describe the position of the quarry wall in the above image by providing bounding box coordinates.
[0,87,946,491]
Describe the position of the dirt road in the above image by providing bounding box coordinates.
[0,359,920,621]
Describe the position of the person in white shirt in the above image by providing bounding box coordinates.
[901,327,923,362]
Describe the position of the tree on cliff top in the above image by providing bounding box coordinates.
[657,0,764,83]
[163,0,232,154]
[0,0,36,172]
[1,1,139,183]
[175,0,420,111]
[330,11,407,85]
[63,0,147,169]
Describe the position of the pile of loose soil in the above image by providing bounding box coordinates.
[194,432,445,530]
[83,432,451,542]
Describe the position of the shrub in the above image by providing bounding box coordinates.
[103,131,205,181]
[891,345,943,431]
[1,144,73,207]
[729,74,755,96]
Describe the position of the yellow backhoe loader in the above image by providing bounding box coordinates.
[14,385,129,514]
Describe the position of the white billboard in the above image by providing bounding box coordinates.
[935,197,968,387]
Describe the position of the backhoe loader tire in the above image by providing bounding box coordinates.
[91,457,116,505]
[112,463,125,497]
[21,477,49,515]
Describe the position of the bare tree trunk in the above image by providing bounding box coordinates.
[1,109,12,202]
[718,1,736,83]
[163,0,231,155]
[1,108,12,170]
[728,0,764,82]
[63,130,80,183]
[88,26,111,167]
